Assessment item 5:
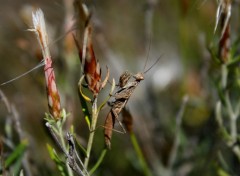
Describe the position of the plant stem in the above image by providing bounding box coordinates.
[225,92,236,137]
[84,98,98,170]
[59,124,74,176]
[222,64,240,161]
[167,95,188,170]
[221,64,228,89]
[130,132,152,176]
[89,149,107,175]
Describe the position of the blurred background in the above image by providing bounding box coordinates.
[0,0,240,175]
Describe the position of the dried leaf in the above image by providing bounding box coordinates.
[101,67,110,89]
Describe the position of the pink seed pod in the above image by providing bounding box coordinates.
[30,9,61,120]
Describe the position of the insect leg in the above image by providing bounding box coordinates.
[111,108,126,134]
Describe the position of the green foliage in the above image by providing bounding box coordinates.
[47,144,67,176]
[1,139,28,175]
[2,1,240,175]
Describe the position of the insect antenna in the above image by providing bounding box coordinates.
[143,37,152,72]
[28,24,78,56]
[50,27,78,47]
[0,59,45,86]
[143,54,163,74]
[1,24,79,87]
[141,37,162,75]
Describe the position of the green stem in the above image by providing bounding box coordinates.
[221,64,228,89]
[84,98,98,170]
[89,149,107,175]
[130,132,152,176]
[58,124,74,176]
[221,64,240,161]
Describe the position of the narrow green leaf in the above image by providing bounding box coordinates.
[78,82,91,129]
[46,144,67,176]
[74,135,87,156]
[12,156,24,176]
[217,168,230,176]
[227,56,240,68]
[89,149,107,175]
[79,75,92,102]
[130,132,152,176]
[5,139,28,168]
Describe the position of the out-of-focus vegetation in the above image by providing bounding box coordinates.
[0,0,240,175]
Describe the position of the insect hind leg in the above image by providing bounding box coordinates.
[111,109,126,134]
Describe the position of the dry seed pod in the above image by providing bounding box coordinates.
[73,2,110,98]
[217,0,231,63]
[214,0,232,39]
[219,21,230,63]
[74,26,102,98]
[84,28,102,97]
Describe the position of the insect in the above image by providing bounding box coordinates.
[104,57,161,149]
[117,71,131,88]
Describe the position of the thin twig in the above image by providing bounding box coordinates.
[67,132,89,176]
[167,95,189,169]
[11,105,32,176]
[144,0,157,48]
[221,64,228,89]
[0,137,6,176]
[0,90,32,176]
[46,123,73,176]
[67,133,85,176]
[46,122,68,156]
[225,92,237,139]
[0,89,11,113]
[46,122,86,176]
[220,62,240,161]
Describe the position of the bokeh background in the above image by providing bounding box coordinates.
[0,0,240,175]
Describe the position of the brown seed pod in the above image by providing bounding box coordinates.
[73,25,102,98]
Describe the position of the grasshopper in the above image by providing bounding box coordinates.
[104,57,161,149]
